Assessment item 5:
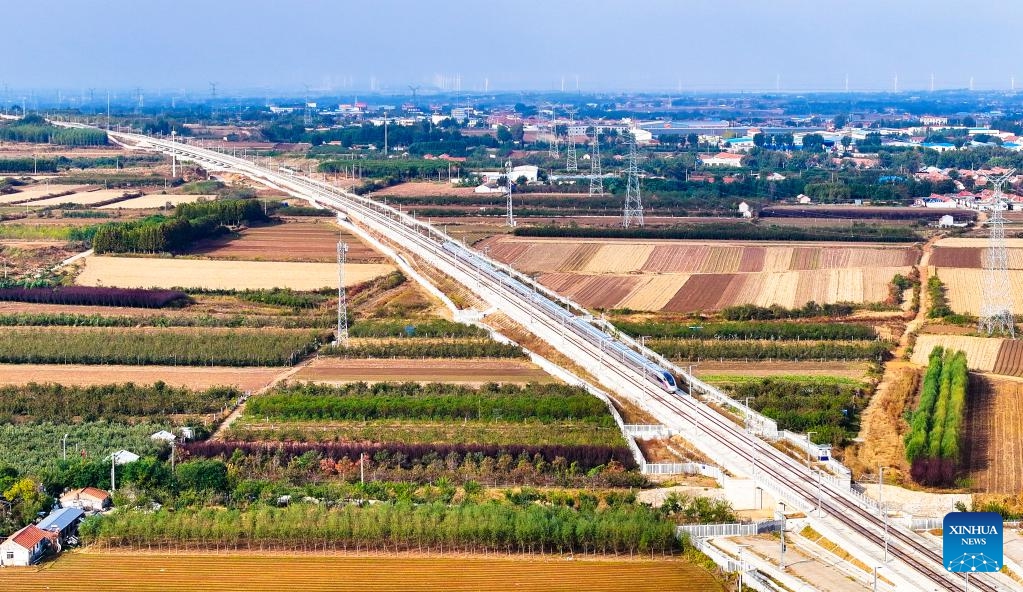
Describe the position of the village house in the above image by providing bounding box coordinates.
[36,507,84,549]
[0,525,52,567]
[60,487,111,512]
[699,152,745,167]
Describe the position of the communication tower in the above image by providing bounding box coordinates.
[622,132,644,228]
[979,170,1017,337]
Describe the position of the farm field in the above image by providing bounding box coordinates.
[374,181,478,197]
[910,334,1002,371]
[293,357,555,384]
[962,374,1023,493]
[695,360,870,380]
[75,255,394,290]
[0,363,282,390]
[2,552,720,592]
[481,236,916,311]
[191,220,382,262]
[0,185,89,203]
[31,188,136,206]
[541,267,906,312]
[98,194,214,209]
[481,236,919,274]
[935,268,1023,315]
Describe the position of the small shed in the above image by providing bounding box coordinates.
[60,487,111,512]
[0,525,51,567]
[938,214,955,228]
[107,450,140,465]
[150,430,176,443]
[738,201,752,218]
[37,507,84,548]
[178,427,195,441]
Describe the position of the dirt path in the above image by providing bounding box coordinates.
[211,360,311,440]
[848,235,939,480]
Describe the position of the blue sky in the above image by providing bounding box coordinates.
[4,0,1023,94]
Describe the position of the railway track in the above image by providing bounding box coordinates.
[99,129,1008,592]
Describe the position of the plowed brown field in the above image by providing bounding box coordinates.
[293,358,555,384]
[0,364,282,391]
[963,374,1023,493]
[993,340,1023,377]
[191,221,381,263]
[3,552,719,592]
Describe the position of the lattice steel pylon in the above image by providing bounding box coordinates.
[979,169,1017,338]
[565,135,578,171]
[623,131,644,228]
[588,128,604,198]
[547,106,559,158]
[336,241,350,346]
[506,184,516,227]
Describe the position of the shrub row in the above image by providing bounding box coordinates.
[320,339,526,359]
[246,382,612,424]
[0,286,187,308]
[0,328,329,366]
[0,382,238,422]
[720,302,856,321]
[649,339,891,362]
[614,319,875,341]
[184,440,636,472]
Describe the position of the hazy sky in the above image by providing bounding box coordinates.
[5,0,1023,94]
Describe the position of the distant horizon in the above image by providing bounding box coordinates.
[4,0,1022,96]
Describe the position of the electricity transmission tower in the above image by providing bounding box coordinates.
[588,128,604,198]
[336,241,350,346]
[547,105,559,158]
[979,170,1017,338]
[565,109,578,172]
[506,184,516,227]
[623,132,644,228]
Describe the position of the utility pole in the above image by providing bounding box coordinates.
[62,433,69,461]
[778,502,786,570]
[110,454,116,492]
[506,183,515,227]
[383,109,388,157]
[806,431,818,470]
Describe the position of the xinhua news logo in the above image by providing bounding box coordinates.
[943,512,1003,573]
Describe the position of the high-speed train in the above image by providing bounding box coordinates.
[442,241,679,393]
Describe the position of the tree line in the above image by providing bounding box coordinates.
[93,199,269,254]
[905,347,969,486]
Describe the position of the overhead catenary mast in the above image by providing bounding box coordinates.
[979,170,1017,338]
[622,131,644,228]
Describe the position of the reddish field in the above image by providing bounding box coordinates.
[539,274,643,309]
[930,247,983,268]
[374,181,477,197]
[192,220,382,263]
[2,552,719,592]
[993,340,1023,377]
[963,374,1023,493]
